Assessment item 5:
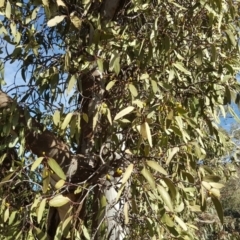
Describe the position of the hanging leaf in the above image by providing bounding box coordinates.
[53,110,61,126]
[55,179,65,189]
[211,196,223,224]
[122,164,134,184]
[49,194,70,207]
[106,80,116,91]
[31,157,44,171]
[5,1,11,19]
[48,158,66,180]
[146,160,168,175]
[141,167,155,189]
[61,112,73,130]
[37,198,46,223]
[67,75,76,94]
[225,29,236,46]
[70,14,82,29]
[109,52,121,75]
[157,185,174,212]
[47,15,66,27]
[128,84,138,97]
[42,167,50,193]
[174,215,187,231]
[114,106,134,120]
[4,208,9,222]
[0,172,14,187]
[173,62,191,75]
[57,0,67,8]
[82,224,90,240]
[166,147,179,165]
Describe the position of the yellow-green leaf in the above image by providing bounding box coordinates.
[114,106,134,121]
[0,0,5,8]
[146,160,167,175]
[61,112,73,130]
[173,62,191,75]
[174,215,187,231]
[55,179,65,189]
[67,75,77,94]
[31,157,44,171]
[48,158,66,180]
[141,167,155,189]
[49,194,70,207]
[47,15,66,27]
[122,164,134,184]
[166,147,179,165]
[5,1,11,19]
[142,122,152,147]
[210,188,220,198]
[128,84,138,97]
[42,167,50,193]
[37,198,46,223]
[53,110,60,126]
[211,196,223,224]
[82,224,90,240]
[209,182,224,189]
[70,14,82,29]
[4,208,9,222]
[157,185,173,212]
[0,172,15,187]
[106,80,116,91]
[57,0,67,7]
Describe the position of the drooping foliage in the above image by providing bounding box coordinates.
[0,0,240,239]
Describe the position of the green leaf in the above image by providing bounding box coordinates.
[70,14,82,29]
[209,182,224,189]
[141,167,155,189]
[4,208,9,222]
[31,157,44,171]
[173,62,191,75]
[211,196,223,224]
[143,122,152,147]
[106,80,116,91]
[61,112,73,130]
[157,185,174,212]
[162,178,177,200]
[67,75,76,94]
[166,147,179,165]
[37,198,46,223]
[53,110,61,126]
[122,164,134,184]
[146,160,168,175]
[0,172,15,187]
[42,167,50,193]
[203,175,221,182]
[47,15,66,27]
[109,52,120,75]
[82,224,90,240]
[57,0,67,7]
[0,0,5,8]
[225,29,236,46]
[128,83,138,97]
[48,158,66,180]
[5,1,11,19]
[114,106,134,120]
[49,194,70,207]
[55,179,65,189]
[174,215,187,231]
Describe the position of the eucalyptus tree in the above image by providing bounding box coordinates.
[0,0,240,239]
